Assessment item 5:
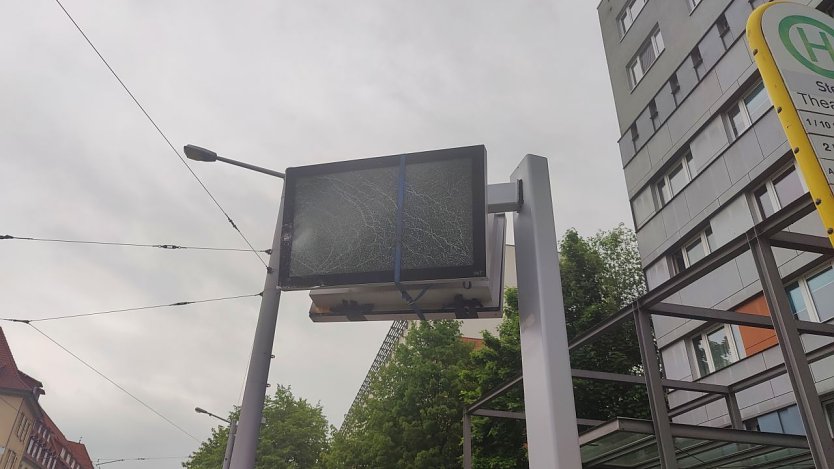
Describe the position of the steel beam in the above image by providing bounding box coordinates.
[571,368,645,385]
[662,378,728,395]
[650,303,834,337]
[649,302,772,327]
[466,373,522,413]
[463,413,472,469]
[576,418,606,427]
[669,393,718,419]
[634,307,678,469]
[568,306,632,352]
[611,417,810,447]
[685,444,776,469]
[755,452,815,469]
[669,423,809,448]
[769,230,834,256]
[749,236,834,468]
[472,409,525,420]
[725,394,743,430]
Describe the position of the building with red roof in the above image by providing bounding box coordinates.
[0,328,93,469]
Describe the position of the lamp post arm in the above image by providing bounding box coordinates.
[215,156,285,179]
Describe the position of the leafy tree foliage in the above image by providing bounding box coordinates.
[184,385,330,469]
[459,289,526,469]
[563,225,649,421]
[460,224,649,467]
[324,321,473,468]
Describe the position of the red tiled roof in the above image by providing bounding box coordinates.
[64,441,93,469]
[0,327,35,392]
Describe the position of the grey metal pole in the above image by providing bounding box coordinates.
[725,395,743,430]
[222,419,237,469]
[462,413,472,469]
[215,155,286,179]
[634,307,678,469]
[510,155,581,468]
[229,190,285,469]
[749,236,834,469]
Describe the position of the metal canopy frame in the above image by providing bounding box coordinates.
[464,195,834,468]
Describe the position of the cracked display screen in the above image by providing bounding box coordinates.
[278,146,486,289]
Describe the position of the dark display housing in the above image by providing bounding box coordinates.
[278,145,487,290]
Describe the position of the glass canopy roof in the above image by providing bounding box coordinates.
[580,419,814,468]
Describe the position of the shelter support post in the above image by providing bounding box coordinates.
[749,235,834,469]
[634,306,679,469]
[463,412,472,469]
[725,395,743,430]
[511,155,581,468]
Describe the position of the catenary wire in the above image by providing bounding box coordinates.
[51,0,268,269]
[0,234,270,254]
[95,456,187,467]
[28,323,200,442]
[0,292,262,323]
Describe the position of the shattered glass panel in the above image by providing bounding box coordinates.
[402,158,474,270]
[288,165,399,277]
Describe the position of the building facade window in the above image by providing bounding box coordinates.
[726,81,770,139]
[632,186,656,227]
[691,46,704,78]
[618,0,647,36]
[649,100,659,129]
[628,27,665,88]
[786,264,834,323]
[691,324,744,376]
[672,225,714,273]
[656,152,694,206]
[669,73,681,103]
[745,404,805,435]
[717,14,731,48]
[752,165,805,220]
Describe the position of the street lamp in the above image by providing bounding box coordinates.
[186,144,285,469]
[195,406,236,469]
[184,145,286,178]
[194,406,230,424]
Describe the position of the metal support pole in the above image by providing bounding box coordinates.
[229,193,285,469]
[463,413,472,469]
[749,236,834,468]
[725,395,743,430]
[511,155,581,468]
[634,307,678,469]
[223,419,237,469]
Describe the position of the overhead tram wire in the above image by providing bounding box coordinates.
[0,234,270,254]
[95,456,187,467]
[51,0,268,269]
[28,323,200,442]
[0,291,262,323]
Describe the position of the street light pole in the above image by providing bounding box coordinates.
[185,145,285,469]
[195,407,236,469]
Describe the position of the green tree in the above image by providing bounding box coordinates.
[184,385,330,469]
[459,288,526,469]
[461,224,649,467]
[563,225,649,421]
[325,321,473,468]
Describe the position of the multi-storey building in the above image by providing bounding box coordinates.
[0,328,93,469]
[597,0,834,449]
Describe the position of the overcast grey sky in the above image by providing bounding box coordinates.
[1,0,630,467]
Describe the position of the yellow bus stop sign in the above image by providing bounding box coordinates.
[748,2,834,247]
